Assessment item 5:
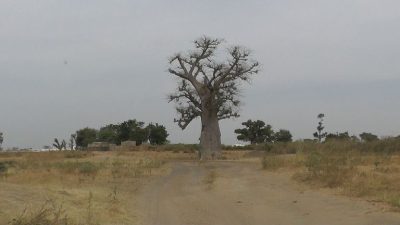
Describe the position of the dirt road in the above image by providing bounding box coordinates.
[136,161,400,225]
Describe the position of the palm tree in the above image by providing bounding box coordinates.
[53,138,66,151]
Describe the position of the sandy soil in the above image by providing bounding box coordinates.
[136,161,400,225]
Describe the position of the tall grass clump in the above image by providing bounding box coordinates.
[9,201,72,225]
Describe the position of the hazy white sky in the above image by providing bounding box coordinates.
[1,0,399,148]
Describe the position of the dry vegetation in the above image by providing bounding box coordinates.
[261,139,400,210]
[2,140,400,224]
[0,151,167,225]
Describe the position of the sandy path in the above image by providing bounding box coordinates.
[136,161,400,225]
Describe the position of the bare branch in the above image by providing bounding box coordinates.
[174,105,201,129]
[167,36,260,129]
[213,46,259,88]
[168,80,202,110]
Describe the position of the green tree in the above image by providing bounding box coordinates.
[97,124,119,144]
[53,138,66,151]
[76,128,98,148]
[359,132,379,142]
[117,120,147,145]
[234,120,274,144]
[274,129,292,142]
[313,113,327,142]
[325,132,351,141]
[146,123,169,145]
[168,37,259,159]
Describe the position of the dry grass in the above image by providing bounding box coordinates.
[261,154,303,171]
[261,140,400,210]
[0,150,166,225]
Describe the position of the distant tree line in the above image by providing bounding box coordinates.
[74,119,169,149]
[234,114,396,145]
[312,113,382,143]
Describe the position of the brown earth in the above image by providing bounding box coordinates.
[136,161,400,225]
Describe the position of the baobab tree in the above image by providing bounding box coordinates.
[168,37,260,159]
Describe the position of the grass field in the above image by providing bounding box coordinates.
[1,140,400,224]
[0,151,168,225]
[261,140,400,210]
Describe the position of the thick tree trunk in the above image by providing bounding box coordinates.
[199,95,221,160]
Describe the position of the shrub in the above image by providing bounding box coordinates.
[0,161,8,174]
[0,160,16,176]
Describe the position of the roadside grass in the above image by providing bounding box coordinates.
[261,153,304,171]
[261,139,400,210]
[0,151,165,225]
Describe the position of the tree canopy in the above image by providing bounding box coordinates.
[168,37,259,130]
[234,120,274,144]
[146,123,169,145]
[274,129,293,143]
[76,128,98,148]
[325,132,351,142]
[359,132,379,142]
[75,120,169,149]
